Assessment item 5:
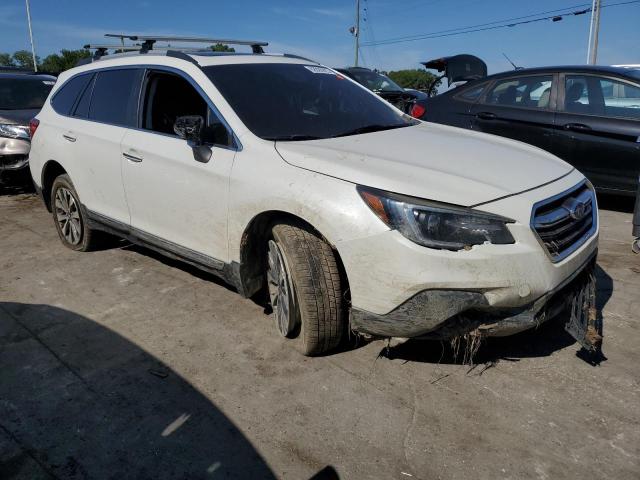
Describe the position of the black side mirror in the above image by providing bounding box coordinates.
[174,115,204,145]
[174,115,212,163]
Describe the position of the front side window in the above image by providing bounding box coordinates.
[204,63,416,141]
[0,77,54,110]
[485,75,553,109]
[599,78,640,120]
[141,70,232,147]
[89,69,142,127]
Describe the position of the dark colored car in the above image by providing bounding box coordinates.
[0,71,56,181]
[415,64,640,196]
[335,66,420,114]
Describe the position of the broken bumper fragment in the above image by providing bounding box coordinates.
[351,252,599,350]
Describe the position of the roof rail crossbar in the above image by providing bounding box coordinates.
[104,34,268,53]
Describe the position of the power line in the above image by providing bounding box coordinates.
[362,2,592,45]
[361,0,640,47]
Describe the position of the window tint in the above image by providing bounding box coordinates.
[72,74,95,118]
[51,74,92,115]
[141,71,232,147]
[564,76,593,114]
[457,82,487,102]
[599,78,640,120]
[203,64,416,141]
[485,75,553,109]
[89,69,142,127]
[0,77,54,110]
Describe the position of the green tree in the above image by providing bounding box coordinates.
[210,43,235,53]
[41,49,91,74]
[386,69,440,94]
[0,53,15,67]
[12,50,39,69]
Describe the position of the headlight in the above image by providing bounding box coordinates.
[0,124,30,140]
[358,186,515,251]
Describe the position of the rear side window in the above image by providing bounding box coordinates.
[456,82,488,102]
[485,75,553,109]
[89,69,142,127]
[51,74,93,115]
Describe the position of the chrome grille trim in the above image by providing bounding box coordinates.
[530,181,597,263]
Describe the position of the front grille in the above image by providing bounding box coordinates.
[531,181,597,262]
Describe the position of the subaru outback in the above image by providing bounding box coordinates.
[29,37,600,356]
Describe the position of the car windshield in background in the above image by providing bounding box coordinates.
[348,69,404,93]
[0,77,54,110]
[204,64,416,141]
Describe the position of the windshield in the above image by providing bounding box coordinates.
[204,64,416,141]
[348,69,404,93]
[0,77,54,110]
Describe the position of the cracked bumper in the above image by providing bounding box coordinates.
[351,251,597,339]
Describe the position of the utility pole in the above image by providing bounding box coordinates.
[354,0,360,67]
[25,0,38,72]
[587,0,601,65]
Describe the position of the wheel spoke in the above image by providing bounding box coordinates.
[70,219,81,244]
[266,239,296,337]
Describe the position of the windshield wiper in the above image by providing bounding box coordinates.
[331,123,408,138]
[266,134,324,141]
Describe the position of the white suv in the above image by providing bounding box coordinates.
[29,43,599,355]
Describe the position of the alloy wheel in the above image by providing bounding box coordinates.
[54,187,82,246]
[267,240,296,337]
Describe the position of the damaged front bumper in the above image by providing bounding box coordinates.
[351,251,600,350]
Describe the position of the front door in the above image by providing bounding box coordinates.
[471,73,556,153]
[121,69,236,263]
[554,73,640,194]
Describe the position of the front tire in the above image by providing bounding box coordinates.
[267,221,345,356]
[51,174,98,251]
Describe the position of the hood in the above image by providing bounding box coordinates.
[0,108,40,126]
[275,123,573,207]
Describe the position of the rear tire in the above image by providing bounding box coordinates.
[51,174,99,252]
[267,221,345,356]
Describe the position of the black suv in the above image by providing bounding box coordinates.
[0,70,56,182]
[415,64,640,196]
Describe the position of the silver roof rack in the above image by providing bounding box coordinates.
[104,33,268,54]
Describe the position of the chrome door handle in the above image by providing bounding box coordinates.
[62,134,76,142]
[123,152,143,163]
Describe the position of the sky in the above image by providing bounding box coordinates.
[1,0,639,75]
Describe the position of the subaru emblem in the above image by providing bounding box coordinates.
[569,201,587,220]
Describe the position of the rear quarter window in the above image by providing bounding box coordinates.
[51,74,93,115]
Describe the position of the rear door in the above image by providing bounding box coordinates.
[71,68,143,223]
[554,73,640,194]
[470,73,557,152]
[424,81,489,128]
